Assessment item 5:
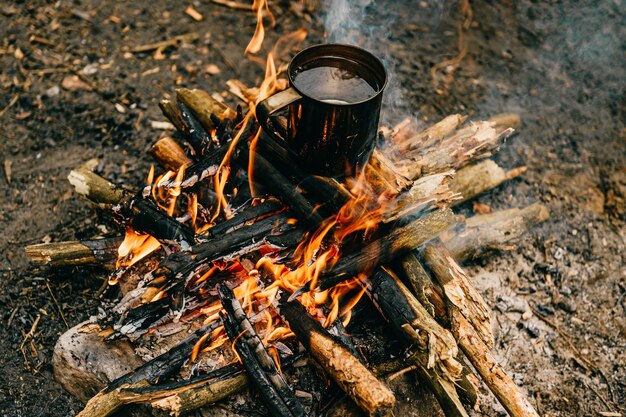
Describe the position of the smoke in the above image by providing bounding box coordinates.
[322,0,409,122]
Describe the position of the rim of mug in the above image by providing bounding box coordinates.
[287,43,388,107]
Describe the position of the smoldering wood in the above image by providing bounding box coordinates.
[178,101,213,154]
[422,242,494,348]
[218,284,306,417]
[366,268,468,417]
[68,167,196,246]
[278,293,396,417]
[199,197,284,239]
[25,237,122,267]
[442,202,550,262]
[149,136,193,171]
[295,207,457,296]
[156,212,296,282]
[176,88,236,131]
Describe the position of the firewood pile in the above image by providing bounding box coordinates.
[25,78,548,417]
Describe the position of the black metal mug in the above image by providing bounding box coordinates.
[256,43,387,178]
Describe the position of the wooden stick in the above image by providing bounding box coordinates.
[68,167,195,246]
[450,312,540,417]
[119,363,248,416]
[449,160,526,204]
[420,243,539,417]
[218,284,305,417]
[176,88,236,132]
[25,237,122,267]
[149,137,192,171]
[441,203,549,262]
[130,33,199,53]
[422,242,493,348]
[278,293,396,417]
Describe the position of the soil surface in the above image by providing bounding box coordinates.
[0,1,624,416]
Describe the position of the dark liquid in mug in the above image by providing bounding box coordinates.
[293,64,378,104]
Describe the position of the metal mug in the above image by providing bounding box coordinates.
[256,43,387,178]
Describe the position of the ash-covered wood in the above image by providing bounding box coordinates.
[25,237,122,267]
[278,292,396,416]
[158,99,192,140]
[218,284,306,417]
[449,159,526,204]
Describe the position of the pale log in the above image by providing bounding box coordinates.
[422,242,493,348]
[176,88,236,131]
[278,293,396,417]
[149,136,192,171]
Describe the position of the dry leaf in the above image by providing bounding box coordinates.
[14,47,24,60]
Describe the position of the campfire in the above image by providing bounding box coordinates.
[25,3,549,417]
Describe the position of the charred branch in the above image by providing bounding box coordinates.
[218,284,306,417]
[178,101,213,155]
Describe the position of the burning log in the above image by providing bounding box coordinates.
[25,237,122,268]
[417,244,540,417]
[156,211,296,281]
[175,88,236,131]
[422,242,493,348]
[68,167,195,246]
[366,268,469,417]
[442,202,549,262]
[278,293,396,416]
[296,207,457,295]
[149,136,192,171]
[218,284,306,417]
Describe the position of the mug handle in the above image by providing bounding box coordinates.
[255,87,302,141]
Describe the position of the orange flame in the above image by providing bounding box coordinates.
[115,228,161,271]
[245,0,274,55]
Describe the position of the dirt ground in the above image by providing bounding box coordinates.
[0,1,624,416]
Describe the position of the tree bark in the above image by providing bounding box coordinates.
[25,237,122,267]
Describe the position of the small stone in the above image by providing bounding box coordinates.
[45,85,60,97]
